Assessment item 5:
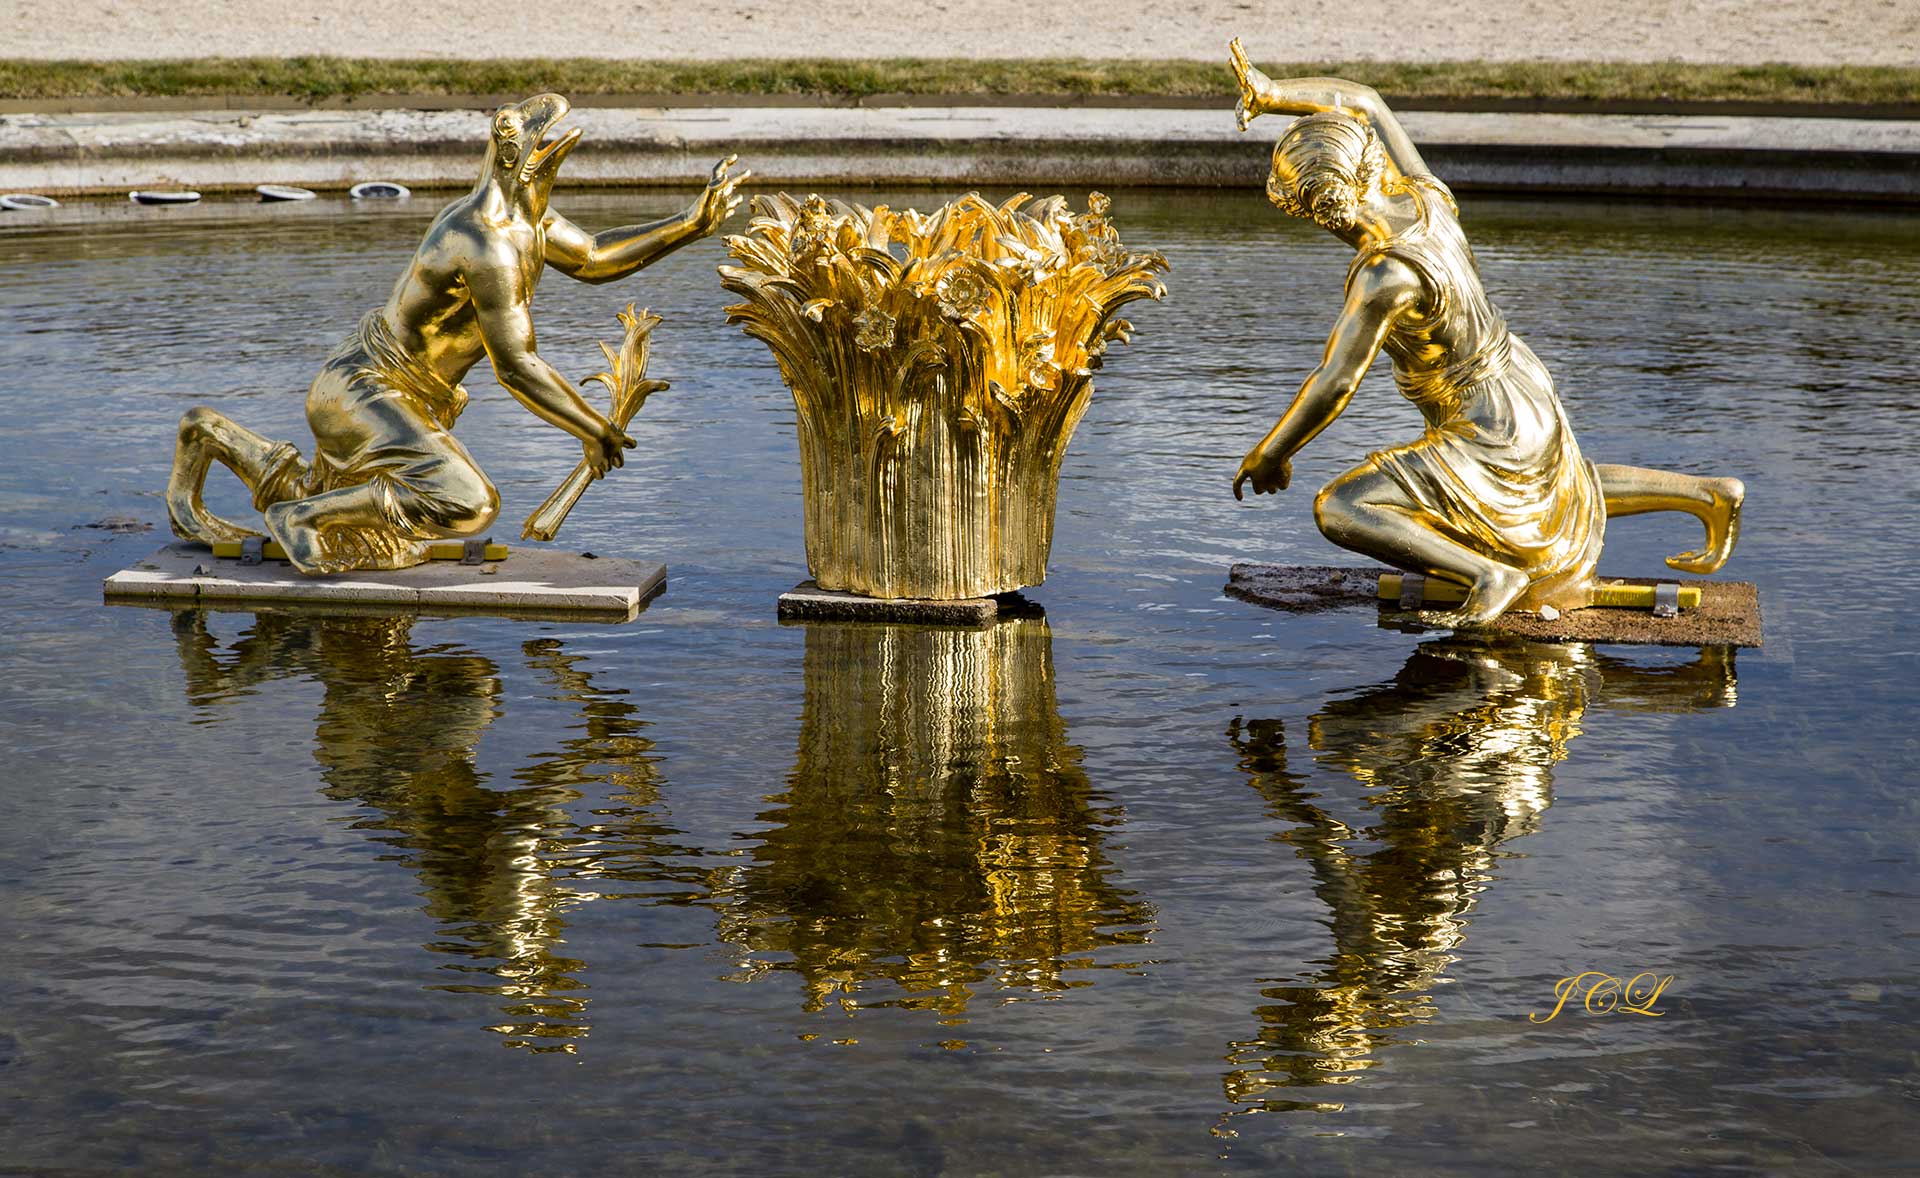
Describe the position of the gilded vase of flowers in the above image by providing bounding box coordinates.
[720,191,1167,600]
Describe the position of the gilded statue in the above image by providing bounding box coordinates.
[1227,41,1745,625]
[166,94,746,574]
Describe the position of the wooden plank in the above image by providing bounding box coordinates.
[1227,563,1762,647]
[1376,572,1702,610]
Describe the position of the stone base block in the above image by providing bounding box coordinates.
[1227,563,1762,647]
[777,581,1040,626]
[104,543,664,622]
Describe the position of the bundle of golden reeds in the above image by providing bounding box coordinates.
[721,191,1167,600]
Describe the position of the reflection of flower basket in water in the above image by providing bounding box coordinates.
[714,618,1153,1015]
[721,192,1167,599]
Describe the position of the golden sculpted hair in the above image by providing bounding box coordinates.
[1266,111,1389,232]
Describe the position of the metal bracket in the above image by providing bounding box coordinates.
[239,537,264,566]
[461,537,490,565]
[1398,572,1427,610]
[1653,581,1681,618]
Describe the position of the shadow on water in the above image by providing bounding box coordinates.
[712,616,1156,1022]
[1219,636,1738,1125]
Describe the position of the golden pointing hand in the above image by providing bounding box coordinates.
[1232,434,1292,501]
[691,154,752,236]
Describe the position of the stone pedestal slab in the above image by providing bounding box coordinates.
[105,543,664,621]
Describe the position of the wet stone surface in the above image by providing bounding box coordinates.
[777,580,999,626]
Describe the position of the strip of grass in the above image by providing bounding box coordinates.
[1,57,1914,106]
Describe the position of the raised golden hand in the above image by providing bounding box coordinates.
[1228,38,1274,131]
[691,154,751,236]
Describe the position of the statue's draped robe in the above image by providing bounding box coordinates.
[1350,176,1605,609]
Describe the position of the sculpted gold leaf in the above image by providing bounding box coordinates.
[720,191,1167,600]
[166,94,746,573]
[1227,40,1745,625]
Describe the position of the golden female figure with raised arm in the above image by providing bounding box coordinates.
[1228,40,1743,625]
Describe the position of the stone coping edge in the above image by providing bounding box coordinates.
[1,106,1915,202]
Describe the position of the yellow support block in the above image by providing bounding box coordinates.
[1376,574,1699,611]
[1377,573,1468,604]
[210,540,510,562]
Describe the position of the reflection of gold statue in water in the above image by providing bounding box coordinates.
[714,619,1153,1019]
[1227,41,1744,626]
[166,93,746,573]
[1221,636,1736,1117]
[168,610,695,1052]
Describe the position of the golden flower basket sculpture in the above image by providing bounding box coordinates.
[720,191,1168,600]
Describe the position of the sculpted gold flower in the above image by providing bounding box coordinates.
[935,270,989,321]
[994,240,1062,285]
[790,195,836,257]
[1019,335,1059,390]
[853,306,896,351]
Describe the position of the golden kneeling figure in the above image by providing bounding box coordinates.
[1227,41,1743,626]
[165,93,747,574]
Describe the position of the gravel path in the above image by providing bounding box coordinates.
[6,0,1915,66]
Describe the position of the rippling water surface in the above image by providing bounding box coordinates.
[0,188,1915,1175]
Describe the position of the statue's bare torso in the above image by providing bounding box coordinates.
[382,196,550,390]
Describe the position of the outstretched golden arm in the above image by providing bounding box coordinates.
[545,155,749,284]
[1234,256,1420,500]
